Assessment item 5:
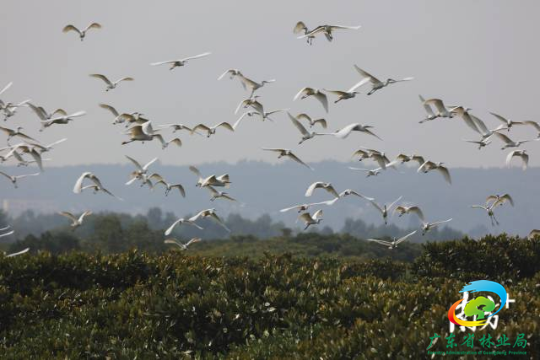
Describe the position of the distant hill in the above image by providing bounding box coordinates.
[1,161,537,236]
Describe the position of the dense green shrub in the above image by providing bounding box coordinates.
[0,235,538,358]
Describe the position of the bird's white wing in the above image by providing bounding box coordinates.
[143,157,158,170]
[431,218,453,227]
[0,230,15,239]
[0,82,12,97]
[180,52,212,62]
[396,230,417,245]
[288,152,313,170]
[288,112,309,136]
[313,92,329,113]
[125,155,143,171]
[313,209,323,219]
[353,65,381,84]
[150,60,177,66]
[388,196,403,211]
[333,123,358,139]
[409,206,425,221]
[27,103,48,120]
[437,166,452,184]
[347,77,371,92]
[78,211,92,222]
[367,239,392,246]
[305,182,323,197]
[369,200,384,214]
[84,23,102,32]
[99,104,120,117]
[59,211,77,222]
[6,248,29,257]
[185,238,202,247]
[293,87,310,101]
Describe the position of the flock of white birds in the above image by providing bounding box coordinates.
[0,20,539,255]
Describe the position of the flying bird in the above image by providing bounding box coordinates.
[295,113,327,129]
[288,112,329,144]
[417,161,452,184]
[421,219,453,235]
[59,211,92,230]
[299,210,324,230]
[150,52,211,70]
[368,196,403,225]
[0,126,37,143]
[305,182,340,199]
[0,171,39,188]
[189,166,230,188]
[506,150,529,170]
[492,132,532,150]
[40,111,86,131]
[354,65,413,95]
[125,156,158,186]
[191,122,236,138]
[27,103,67,121]
[332,123,381,140]
[164,238,202,250]
[189,208,230,232]
[279,200,338,213]
[263,148,313,170]
[295,23,361,44]
[165,218,204,236]
[90,74,134,91]
[394,205,425,221]
[73,172,122,200]
[149,174,186,197]
[62,23,102,41]
[368,230,417,250]
[293,87,329,112]
[472,194,514,226]
[205,186,236,202]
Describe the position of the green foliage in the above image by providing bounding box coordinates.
[413,234,540,281]
[0,235,538,358]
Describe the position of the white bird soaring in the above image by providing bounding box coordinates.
[90,74,134,91]
[0,126,37,143]
[368,230,417,250]
[394,205,425,222]
[288,112,328,144]
[464,138,492,150]
[421,219,453,235]
[421,98,455,120]
[293,87,329,113]
[506,150,529,170]
[190,208,230,232]
[295,113,327,129]
[351,148,390,168]
[348,166,385,177]
[73,172,122,200]
[295,22,361,44]
[489,112,530,131]
[368,196,403,225]
[324,79,366,103]
[164,217,203,235]
[99,104,140,125]
[189,166,231,188]
[417,161,452,184]
[158,123,194,133]
[191,122,236,138]
[151,52,211,70]
[40,111,86,131]
[299,210,324,230]
[235,96,264,115]
[125,156,158,186]
[239,75,276,97]
[205,186,236,202]
[27,103,67,121]
[331,123,382,140]
[218,69,244,81]
[164,238,202,250]
[492,132,533,150]
[262,148,313,170]
[149,174,186,197]
[305,181,340,199]
[1,99,31,120]
[471,194,514,226]
[122,122,168,148]
[0,171,39,188]
[279,200,338,213]
[236,109,286,123]
[353,65,413,95]
[59,211,92,230]
[62,23,101,41]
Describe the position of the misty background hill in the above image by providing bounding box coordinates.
[1,161,537,236]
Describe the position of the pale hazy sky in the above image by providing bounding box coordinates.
[1,0,539,168]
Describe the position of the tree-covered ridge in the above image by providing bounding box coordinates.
[0,236,538,358]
